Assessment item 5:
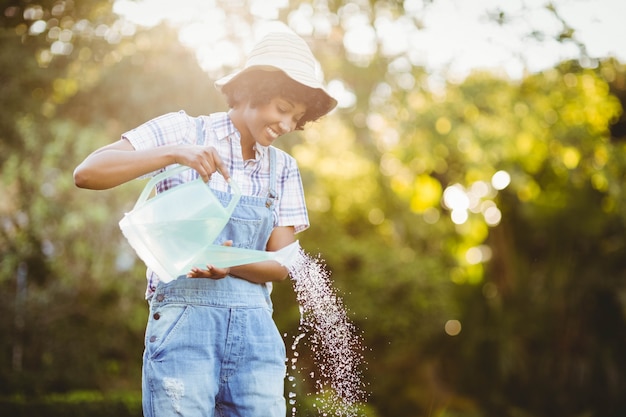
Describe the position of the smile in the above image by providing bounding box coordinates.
[266,126,280,139]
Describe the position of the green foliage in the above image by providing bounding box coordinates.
[0,391,142,417]
[2,1,626,417]
[0,0,222,399]
[411,63,626,416]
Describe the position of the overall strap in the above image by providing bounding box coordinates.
[195,117,204,145]
[195,116,232,194]
[266,147,278,209]
[179,117,205,182]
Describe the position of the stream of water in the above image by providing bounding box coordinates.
[285,248,369,416]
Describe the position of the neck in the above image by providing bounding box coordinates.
[228,109,255,160]
[242,142,255,160]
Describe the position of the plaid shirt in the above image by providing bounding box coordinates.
[122,110,309,297]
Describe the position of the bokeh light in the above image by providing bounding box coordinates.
[445,320,462,336]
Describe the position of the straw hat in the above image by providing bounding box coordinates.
[215,31,337,116]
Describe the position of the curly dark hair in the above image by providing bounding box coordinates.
[220,69,331,130]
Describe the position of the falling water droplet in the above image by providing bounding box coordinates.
[285,248,369,416]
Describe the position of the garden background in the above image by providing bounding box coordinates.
[1,0,626,416]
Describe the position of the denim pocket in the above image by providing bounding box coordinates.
[145,303,190,359]
[220,217,263,249]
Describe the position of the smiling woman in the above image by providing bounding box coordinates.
[73,28,338,417]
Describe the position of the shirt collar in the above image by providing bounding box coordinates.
[211,112,239,141]
[211,112,268,161]
[254,143,268,160]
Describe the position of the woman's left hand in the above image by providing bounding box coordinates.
[187,240,233,279]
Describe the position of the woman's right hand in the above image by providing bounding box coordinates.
[172,144,229,183]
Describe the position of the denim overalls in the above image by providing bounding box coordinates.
[142,142,286,417]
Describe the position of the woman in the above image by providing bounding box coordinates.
[74,31,337,417]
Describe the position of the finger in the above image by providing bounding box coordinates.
[198,162,212,183]
[212,152,229,182]
[187,267,208,278]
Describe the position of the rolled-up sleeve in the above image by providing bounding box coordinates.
[121,110,196,178]
[123,110,196,149]
[276,155,309,234]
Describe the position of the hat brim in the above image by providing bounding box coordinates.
[215,65,337,116]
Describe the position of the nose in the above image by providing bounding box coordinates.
[278,119,293,134]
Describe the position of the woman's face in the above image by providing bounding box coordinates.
[238,96,307,147]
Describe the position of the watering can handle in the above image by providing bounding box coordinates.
[225,176,242,213]
[133,165,241,211]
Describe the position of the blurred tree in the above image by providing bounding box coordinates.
[437,61,626,417]
[0,0,224,395]
[372,59,626,416]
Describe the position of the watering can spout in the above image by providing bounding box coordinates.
[185,240,302,273]
[273,241,302,270]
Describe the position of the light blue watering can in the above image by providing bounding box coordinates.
[119,165,300,282]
